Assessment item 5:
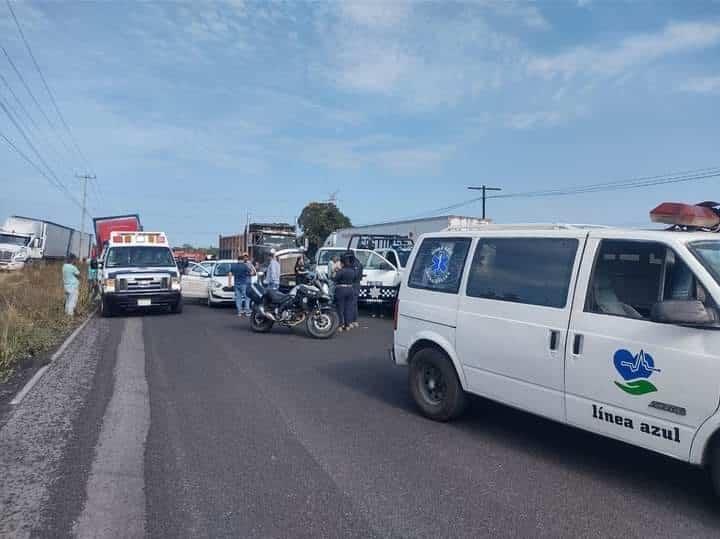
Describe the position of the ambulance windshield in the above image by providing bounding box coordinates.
[106,246,175,268]
[689,241,720,284]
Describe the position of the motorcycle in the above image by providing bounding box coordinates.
[247,273,339,339]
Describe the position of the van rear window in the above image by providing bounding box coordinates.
[408,238,471,294]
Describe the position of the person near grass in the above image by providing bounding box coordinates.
[229,252,255,317]
[333,256,356,332]
[88,258,99,300]
[62,254,81,316]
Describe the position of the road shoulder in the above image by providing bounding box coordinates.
[0,317,116,537]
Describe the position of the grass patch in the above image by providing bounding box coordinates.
[0,262,93,380]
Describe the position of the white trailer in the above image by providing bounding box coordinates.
[323,215,489,248]
[0,216,92,270]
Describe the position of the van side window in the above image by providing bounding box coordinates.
[466,238,579,308]
[585,240,715,320]
[408,238,471,294]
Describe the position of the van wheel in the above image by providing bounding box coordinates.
[409,348,467,421]
[709,438,720,497]
[100,297,114,318]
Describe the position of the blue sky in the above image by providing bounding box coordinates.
[1,0,720,246]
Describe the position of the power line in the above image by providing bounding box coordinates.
[0,69,79,178]
[0,127,85,213]
[408,166,720,219]
[0,45,78,165]
[5,0,90,170]
[0,95,82,208]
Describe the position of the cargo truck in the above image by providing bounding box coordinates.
[93,214,142,258]
[0,215,92,270]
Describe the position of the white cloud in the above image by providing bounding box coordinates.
[479,0,550,30]
[505,106,586,130]
[339,0,410,28]
[679,75,720,94]
[529,20,720,78]
[296,134,454,173]
[323,2,525,107]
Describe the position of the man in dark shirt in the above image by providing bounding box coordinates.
[350,253,363,328]
[333,257,356,331]
[229,252,255,317]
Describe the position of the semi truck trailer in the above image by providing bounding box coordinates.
[0,215,92,270]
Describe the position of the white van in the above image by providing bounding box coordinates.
[392,219,720,493]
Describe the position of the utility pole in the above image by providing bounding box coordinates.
[76,174,96,258]
[467,185,502,220]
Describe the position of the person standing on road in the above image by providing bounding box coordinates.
[229,253,255,317]
[333,257,356,332]
[62,254,81,316]
[295,256,309,285]
[350,252,363,328]
[265,250,281,290]
[327,255,340,297]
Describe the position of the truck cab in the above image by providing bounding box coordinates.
[391,203,720,496]
[98,231,182,316]
[0,231,36,270]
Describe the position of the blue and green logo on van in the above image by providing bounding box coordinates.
[613,349,660,395]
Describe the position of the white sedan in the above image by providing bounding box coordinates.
[181,260,258,307]
[181,261,232,306]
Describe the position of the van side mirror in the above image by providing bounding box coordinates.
[651,300,714,327]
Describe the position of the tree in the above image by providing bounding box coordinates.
[297,202,351,256]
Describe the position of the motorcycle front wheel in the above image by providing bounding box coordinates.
[250,307,274,333]
[306,308,339,339]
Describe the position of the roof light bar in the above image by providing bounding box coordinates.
[650,202,720,229]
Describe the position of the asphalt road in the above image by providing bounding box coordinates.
[4,303,720,537]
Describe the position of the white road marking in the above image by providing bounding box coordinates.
[74,318,149,538]
[11,310,96,406]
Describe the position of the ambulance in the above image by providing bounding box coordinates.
[98,231,182,316]
[391,202,720,495]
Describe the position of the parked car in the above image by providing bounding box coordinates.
[181,259,237,307]
[315,247,400,306]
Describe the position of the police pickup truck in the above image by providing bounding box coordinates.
[391,201,720,495]
[98,231,182,316]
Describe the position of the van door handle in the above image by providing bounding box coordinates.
[549,330,559,351]
[573,334,584,355]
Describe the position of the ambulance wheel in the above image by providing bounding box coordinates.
[409,348,467,422]
[100,297,114,318]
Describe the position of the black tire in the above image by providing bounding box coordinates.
[709,438,720,497]
[305,308,339,339]
[250,307,274,333]
[100,296,114,318]
[409,348,467,421]
[171,297,183,314]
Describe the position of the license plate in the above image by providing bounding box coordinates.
[138,298,151,306]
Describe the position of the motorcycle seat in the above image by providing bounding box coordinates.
[266,289,290,304]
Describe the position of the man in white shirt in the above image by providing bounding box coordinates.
[265,250,281,290]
